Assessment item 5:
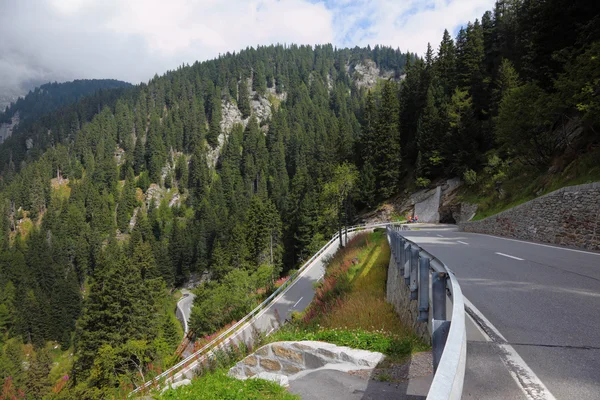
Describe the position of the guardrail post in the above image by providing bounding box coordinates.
[432,272,449,373]
[404,244,411,285]
[410,246,419,300]
[418,256,430,322]
[398,237,405,274]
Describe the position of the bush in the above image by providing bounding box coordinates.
[463,169,477,186]
[415,177,431,188]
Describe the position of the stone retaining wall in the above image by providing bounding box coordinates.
[460,182,600,251]
[386,257,430,342]
[228,341,384,386]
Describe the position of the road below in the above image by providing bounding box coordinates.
[177,289,196,335]
[172,232,361,382]
[403,226,600,400]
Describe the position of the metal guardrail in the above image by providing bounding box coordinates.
[131,222,393,395]
[387,225,466,400]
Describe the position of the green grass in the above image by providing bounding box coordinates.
[264,229,428,363]
[266,327,427,363]
[159,368,299,400]
[461,148,600,221]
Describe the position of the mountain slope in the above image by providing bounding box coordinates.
[0,1,598,398]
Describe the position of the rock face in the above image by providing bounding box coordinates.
[362,178,467,225]
[460,182,600,251]
[0,111,19,143]
[349,60,395,89]
[228,341,385,387]
[414,186,441,223]
[206,81,287,168]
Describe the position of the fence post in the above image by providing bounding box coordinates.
[432,272,449,373]
[418,256,430,322]
[410,246,419,300]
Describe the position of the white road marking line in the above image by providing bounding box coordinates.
[496,252,525,261]
[293,297,303,308]
[463,297,557,400]
[469,232,600,256]
[457,241,469,245]
[464,297,507,342]
[436,234,443,237]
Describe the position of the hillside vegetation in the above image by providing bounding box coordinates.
[0,0,598,398]
[0,79,132,124]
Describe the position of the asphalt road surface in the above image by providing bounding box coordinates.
[177,289,196,335]
[403,226,600,400]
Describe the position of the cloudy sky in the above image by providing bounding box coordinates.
[0,0,495,94]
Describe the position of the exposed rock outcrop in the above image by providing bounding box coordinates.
[361,178,468,224]
[348,60,395,89]
[0,111,19,143]
[206,81,287,167]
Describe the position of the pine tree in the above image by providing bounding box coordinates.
[416,85,445,180]
[238,78,251,119]
[133,134,145,175]
[145,111,166,183]
[207,86,222,147]
[375,80,402,198]
[27,348,52,399]
[117,167,138,232]
[253,62,267,96]
[358,162,376,208]
[436,29,457,95]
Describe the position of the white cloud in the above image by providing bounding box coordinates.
[329,0,496,54]
[0,0,495,95]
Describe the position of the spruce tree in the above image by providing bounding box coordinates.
[375,80,402,198]
[238,78,251,119]
[207,86,222,147]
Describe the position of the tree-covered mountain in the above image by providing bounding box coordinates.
[0,79,132,125]
[0,0,598,398]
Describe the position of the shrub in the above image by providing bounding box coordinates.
[463,169,477,186]
[415,177,431,188]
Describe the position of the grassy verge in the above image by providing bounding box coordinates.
[158,341,299,400]
[160,368,299,400]
[461,148,600,221]
[265,229,428,363]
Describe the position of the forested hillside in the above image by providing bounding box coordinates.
[0,0,598,398]
[0,79,132,124]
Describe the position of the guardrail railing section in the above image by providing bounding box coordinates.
[386,225,467,400]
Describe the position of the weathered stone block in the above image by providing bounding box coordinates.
[272,344,303,363]
[255,346,270,357]
[316,348,336,359]
[282,363,302,374]
[243,355,257,366]
[259,358,281,371]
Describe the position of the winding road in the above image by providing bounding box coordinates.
[170,231,358,382]
[402,226,600,400]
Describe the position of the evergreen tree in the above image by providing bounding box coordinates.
[27,348,52,399]
[207,86,222,147]
[375,80,402,198]
[117,167,138,232]
[253,62,267,95]
[238,78,251,118]
[416,84,445,181]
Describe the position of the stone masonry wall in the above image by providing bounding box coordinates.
[460,183,600,251]
[386,256,430,342]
